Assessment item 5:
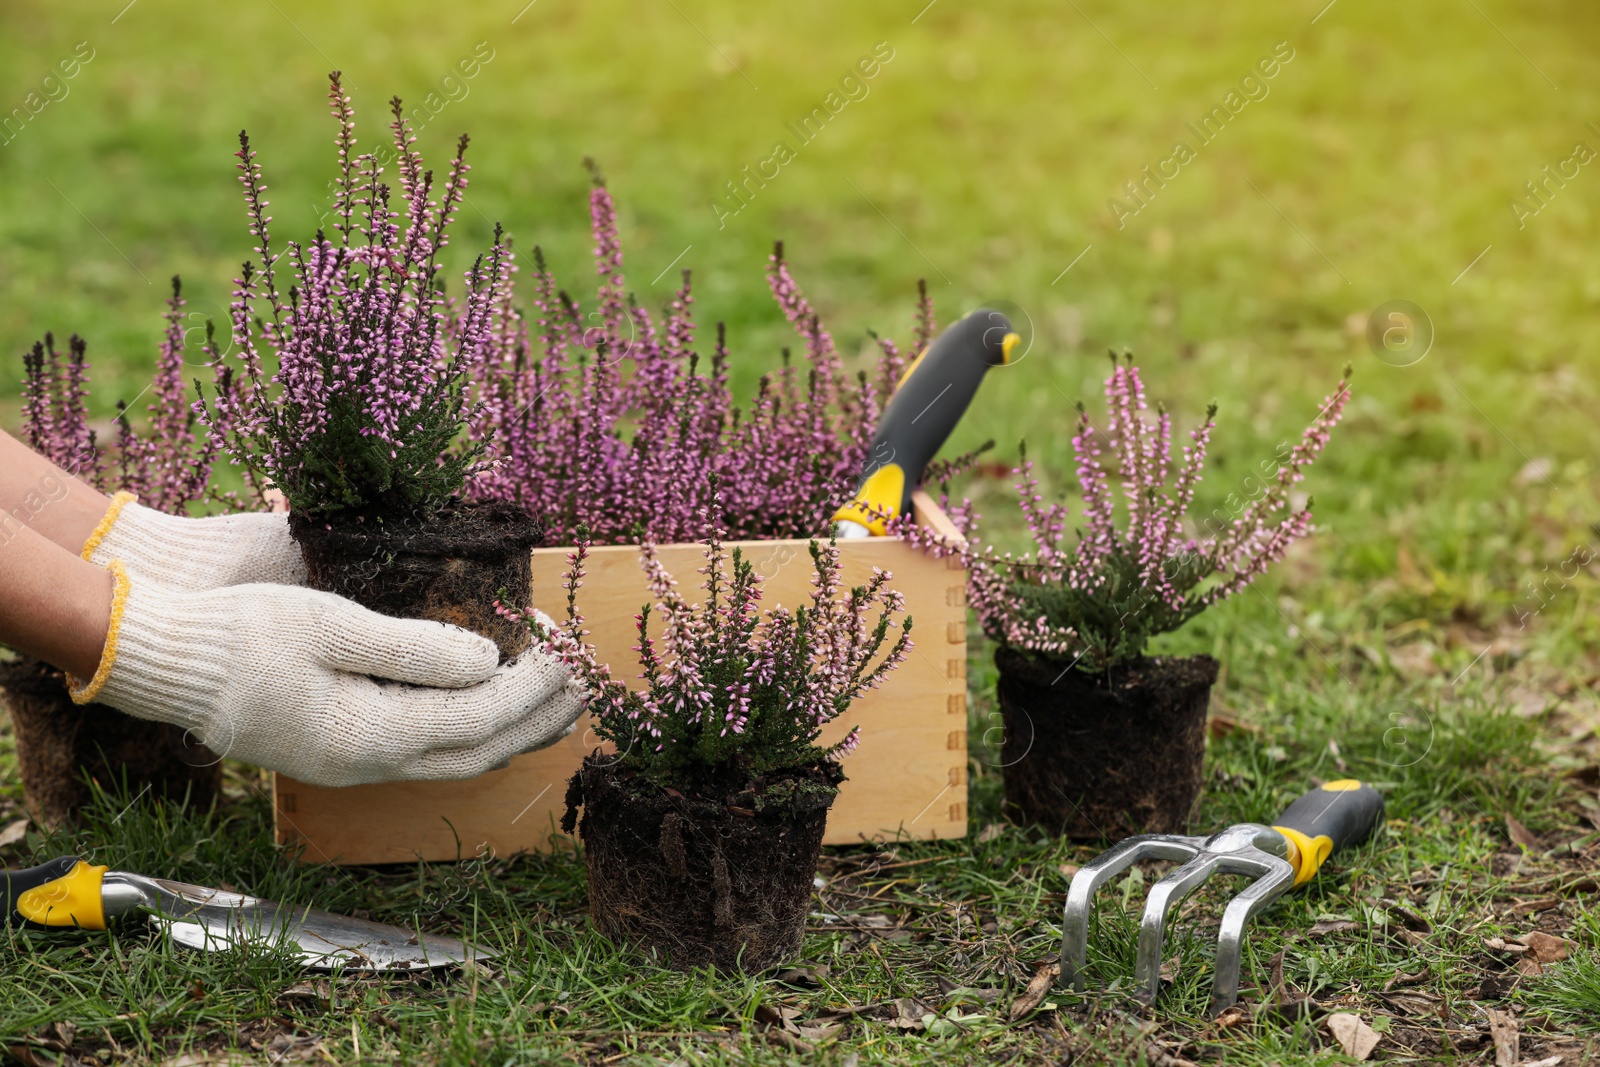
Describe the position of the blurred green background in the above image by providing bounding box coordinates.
[1,0,1596,588]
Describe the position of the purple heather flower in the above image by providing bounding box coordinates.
[461,193,924,547]
[22,282,224,516]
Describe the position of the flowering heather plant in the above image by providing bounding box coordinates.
[21,277,220,515]
[465,170,917,546]
[204,73,507,518]
[512,498,913,791]
[908,355,1351,671]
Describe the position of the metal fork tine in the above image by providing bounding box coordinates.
[1208,860,1296,1015]
[1059,834,1204,991]
[1132,854,1224,1003]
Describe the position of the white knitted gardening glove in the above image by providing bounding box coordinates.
[69,563,586,788]
[82,491,305,592]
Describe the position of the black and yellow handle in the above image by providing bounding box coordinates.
[1272,780,1385,886]
[3,856,109,929]
[833,308,1018,536]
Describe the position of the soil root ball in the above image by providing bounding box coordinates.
[289,498,541,662]
[566,754,842,973]
[0,656,221,827]
[995,647,1217,840]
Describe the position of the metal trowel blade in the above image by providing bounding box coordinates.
[121,874,494,972]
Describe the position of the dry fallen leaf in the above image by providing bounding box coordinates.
[1383,901,1433,934]
[1485,1007,1519,1067]
[1382,966,1430,990]
[1214,1005,1251,1029]
[1514,958,1544,978]
[1509,897,1562,916]
[1058,862,1081,878]
[0,818,29,849]
[1307,919,1359,937]
[1325,1013,1381,1060]
[1516,931,1571,964]
[1505,816,1542,852]
[1008,960,1058,1021]
[976,823,1006,843]
[1207,713,1262,738]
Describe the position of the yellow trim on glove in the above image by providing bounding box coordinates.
[17,860,109,929]
[80,491,137,562]
[69,560,130,705]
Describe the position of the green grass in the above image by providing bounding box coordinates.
[1526,911,1600,1030]
[3,0,1600,1062]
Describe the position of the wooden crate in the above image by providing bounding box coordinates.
[272,491,968,865]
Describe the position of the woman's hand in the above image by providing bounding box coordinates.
[2,431,305,594]
[70,566,586,787]
[82,492,306,592]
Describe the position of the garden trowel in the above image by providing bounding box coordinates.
[2,855,493,971]
[832,307,1019,537]
[1059,780,1385,1014]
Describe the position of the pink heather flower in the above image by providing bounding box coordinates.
[520,491,913,787]
[899,356,1352,671]
[200,74,503,516]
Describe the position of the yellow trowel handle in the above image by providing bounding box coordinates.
[833,308,1017,536]
[4,855,109,929]
[1273,780,1386,886]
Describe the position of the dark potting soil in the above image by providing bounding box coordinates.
[0,656,221,828]
[562,755,844,973]
[995,647,1218,840]
[289,498,541,663]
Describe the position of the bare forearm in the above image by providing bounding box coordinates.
[0,516,113,678]
[0,429,113,554]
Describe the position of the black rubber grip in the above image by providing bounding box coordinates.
[1275,782,1385,855]
[860,308,1012,511]
[3,855,80,929]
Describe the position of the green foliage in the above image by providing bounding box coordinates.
[1522,910,1600,1030]
[1009,545,1218,668]
[232,363,484,517]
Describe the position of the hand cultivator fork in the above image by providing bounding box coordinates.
[1059,781,1385,1015]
